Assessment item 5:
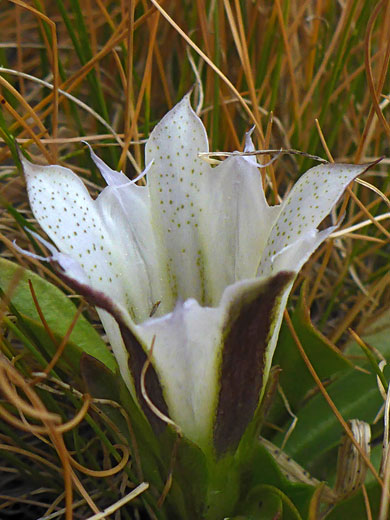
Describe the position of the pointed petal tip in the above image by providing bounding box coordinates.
[244,128,255,153]
[245,125,255,139]
[184,88,193,100]
[18,151,47,182]
[329,157,382,176]
[183,95,194,115]
[175,91,198,117]
[83,141,129,186]
[17,146,34,171]
[363,156,384,170]
[81,139,93,156]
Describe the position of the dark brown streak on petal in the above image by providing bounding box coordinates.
[55,266,169,434]
[214,271,294,456]
[118,322,169,434]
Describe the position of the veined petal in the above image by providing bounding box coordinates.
[134,271,293,453]
[95,183,173,318]
[258,162,374,276]
[213,270,293,455]
[201,155,280,299]
[21,156,161,322]
[21,96,378,458]
[145,95,277,307]
[22,158,123,292]
[270,226,335,275]
[145,95,211,305]
[97,309,134,392]
[136,298,223,448]
[257,227,334,401]
[15,228,91,286]
[42,270,169,434]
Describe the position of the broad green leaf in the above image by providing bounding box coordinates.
[272,364,381,477]
[0,257,116,372]
[273,286,352,411]
[236,441,316,519]
[240,484,303,520]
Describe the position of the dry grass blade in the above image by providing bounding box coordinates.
[84,483,149,520]
[148,0,261,133]
[8,0,59,160]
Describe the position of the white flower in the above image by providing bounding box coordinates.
[20,95,371,454]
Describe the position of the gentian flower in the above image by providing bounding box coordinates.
[20,96,372,455]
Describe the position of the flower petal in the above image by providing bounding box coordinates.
[258,162,373,276]
[22,157,123,291]
[145,95,211,304]
[43,239,292,450]
[270,227,335,275]
[201,155,280,300]
[213,270,293,455]
[256,228,335,401]
[97,309,134,391]
[21,156,164,322]
[84,142,129,186]
[136,298,223,448]
[134,271,293,452]
[145,95,277,306]
[95,183,174,318]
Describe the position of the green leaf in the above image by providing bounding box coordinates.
[0,258,116,372]
[239,486,284,520]
[237,441,315,519]
[80,353,120,401]
[274,285,352,411]
[272,364,381,477]
[240,484,302,520]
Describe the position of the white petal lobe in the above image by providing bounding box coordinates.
[145,95,211,305]
[23,158,138,319]
[259,163,368,275]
